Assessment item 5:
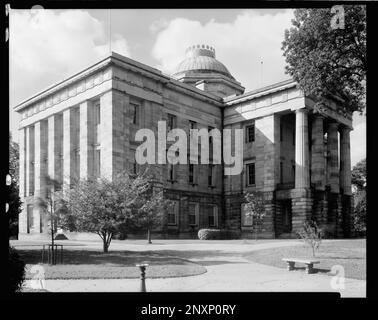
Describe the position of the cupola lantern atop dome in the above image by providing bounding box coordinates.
[172,44,245,98]
[185,44,216,59]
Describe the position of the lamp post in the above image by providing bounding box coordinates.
[136,263,149,292]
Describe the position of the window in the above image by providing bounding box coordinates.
[167,114,176,131]
[189,163,194,184]
[94,149,101,178]
[246,124,255,143]
[94,102,101,125]
[131,103,139,125]
[74,150,80,179]
[241,203,253,226]
[208,205,218,227]
[94,102,100,145]
[168,200,179,225]
[208,164,214,186]
[131,150,138,174]
[189,120,196,130]
[292,164,296,181]
[280,162,284,184]
[188,203,199,226]
[247,163,255,185]
[168,163,175,181]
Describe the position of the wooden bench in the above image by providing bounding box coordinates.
[282,258,320,274]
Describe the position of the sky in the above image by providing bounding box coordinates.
[9,8,366,166]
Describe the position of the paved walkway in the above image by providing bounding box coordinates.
[19,240,366,297]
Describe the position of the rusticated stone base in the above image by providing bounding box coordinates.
[291,189,313,234]
[326,192,341,237]
[340,194,353,238]
[312,190,328,229]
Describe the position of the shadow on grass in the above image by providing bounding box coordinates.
[17,248,244,267]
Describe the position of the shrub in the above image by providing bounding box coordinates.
[198,229,241,240]
[297,220,322,257]
[8,246,26,293]
[198,229,221,240]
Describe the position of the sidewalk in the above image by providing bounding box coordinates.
[21,240,366,297]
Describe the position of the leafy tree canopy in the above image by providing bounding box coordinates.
[63,167,171,252]
[351,158,366,191]
[282,7,366,114]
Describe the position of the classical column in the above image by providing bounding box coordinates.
[63,108,74,190]
[55,114,63,188]
[18,128,26,233]
[19,128,26,198]
[327,122,339,193]
[25,125,34,197]
[339,126,352,195]
[33,121,47,233]
[34,122,42,196]
[79,101,94,179]
[47,116,55,185]
[295,108,310,189]
[100,91,127,180]
[311,114,326,190]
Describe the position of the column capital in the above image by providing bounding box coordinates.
[295,107,309,114]
[327,121,339,130]
[339,124,353,133]
[312,113,326,120]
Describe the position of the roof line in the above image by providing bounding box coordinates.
[224,78,296,104]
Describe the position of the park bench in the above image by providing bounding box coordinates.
[282,258,320,274]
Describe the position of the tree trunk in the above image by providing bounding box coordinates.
[103,240,109,253]
[147,229,152,244]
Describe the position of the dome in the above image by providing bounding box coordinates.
[173,45,234,80]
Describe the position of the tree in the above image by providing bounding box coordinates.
[282,7,366,115]
[244,191,266,240]
[131,187,174,244]
[35,176,66,264]
[63,168,169,252]
[351,158,366,236]
[351,158,366,191]
[298,220,322,257]
[8,132,22,238]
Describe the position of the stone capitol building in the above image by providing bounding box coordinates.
[14,44,353,239]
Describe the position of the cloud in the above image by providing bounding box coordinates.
[9,9,131,105]
[151,10,295,91]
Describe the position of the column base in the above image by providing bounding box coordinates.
[291,193,313,235]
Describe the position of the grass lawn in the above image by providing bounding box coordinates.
[242,239,366,280]
[18,249,207,280]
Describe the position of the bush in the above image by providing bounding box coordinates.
[198,229,241,240]
[297,220,322,257]
[198,229,221,240]
[8,246,26,293]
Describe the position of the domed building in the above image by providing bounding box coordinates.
[14,44,353,240]
[172,44,245,97]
